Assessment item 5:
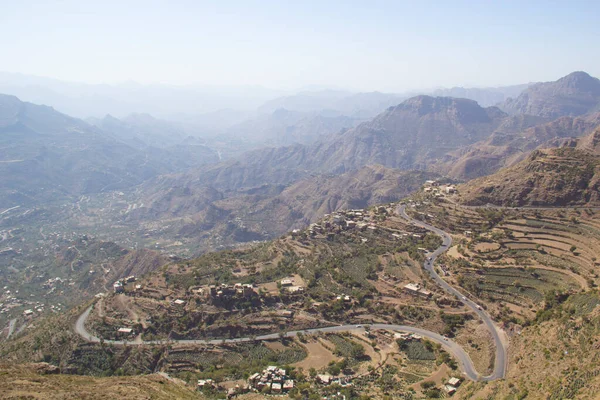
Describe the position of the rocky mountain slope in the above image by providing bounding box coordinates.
[167,95,508,194]
[435,112,600,179]
[501,71,600,119]
[313,95,508,172]
[122,165,438,253]
[0,363,201,399]
[458,127,600,206]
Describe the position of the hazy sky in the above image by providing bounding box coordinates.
[2,0,599,92]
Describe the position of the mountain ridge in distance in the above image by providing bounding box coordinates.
[0,94,219,208]
[458,127,600,207]
[501,71,600,119]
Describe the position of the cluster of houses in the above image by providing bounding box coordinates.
[116,327,135,337]
[292,207,389,240]
[403,283,432,299]
[280,278,305,294]
[315,374,353,387]
[191,282,257,301]
[21,302,61,316]
[113,275,136,293]
[423,180,457,196]
[394,331,423,341]
[1,285,65,316]
[444,377,462,395]
[248,366,294,393]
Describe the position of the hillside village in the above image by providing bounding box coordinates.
[88,198,467,339]
[58,191,495,398]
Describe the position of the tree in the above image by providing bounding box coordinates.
[421,381,435,389]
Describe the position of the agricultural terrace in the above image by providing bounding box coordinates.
[406,196,595,324]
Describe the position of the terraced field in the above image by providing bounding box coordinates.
[166,342,307,377]
[410,201,597,316]
[497,213,600,283]
[459,266,580,304]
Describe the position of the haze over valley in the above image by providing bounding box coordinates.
[2,2,600,399]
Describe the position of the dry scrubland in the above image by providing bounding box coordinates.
[0,363,201,400]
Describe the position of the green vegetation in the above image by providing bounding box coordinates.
[458,266,579,305]
[396,340,435,361]
[440,312,471,337]
[327,334,367,365]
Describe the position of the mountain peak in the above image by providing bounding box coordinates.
[556,71,600,93]
[389,95,501,124]
[501,71,600,118]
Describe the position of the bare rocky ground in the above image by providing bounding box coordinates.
[0,363,201,400]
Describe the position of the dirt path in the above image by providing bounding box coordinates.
[116,295,146,328]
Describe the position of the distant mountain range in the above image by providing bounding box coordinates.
[2,70,600,253]
[163,96,513,194]
[86,113,188,148]
[224,108,361,146]
[431,83,531,107]
[128,71,600,197]
[257,90,407,119]
[0,71,285,119]
[0,94,218,208]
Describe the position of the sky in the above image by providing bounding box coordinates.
[1,0,599,92]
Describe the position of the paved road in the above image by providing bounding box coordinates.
[75,305,484,380]
[74,204,508,382]
[399,204,507,380]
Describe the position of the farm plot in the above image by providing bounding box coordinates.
[166,342,307,373]
[398,341,436,361]
[292,339,340,370]
[499,219,598,274]
[167,350,243,370]
[564,292,600,316]
[326,334,368,366]
[473,242,501,252]
[242,342,307,365]
[460,267,580,305]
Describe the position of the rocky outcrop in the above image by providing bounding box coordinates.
[459,128,600,207]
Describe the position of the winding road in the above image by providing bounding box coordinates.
[74,204,508,381]
[399,204,507,380]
